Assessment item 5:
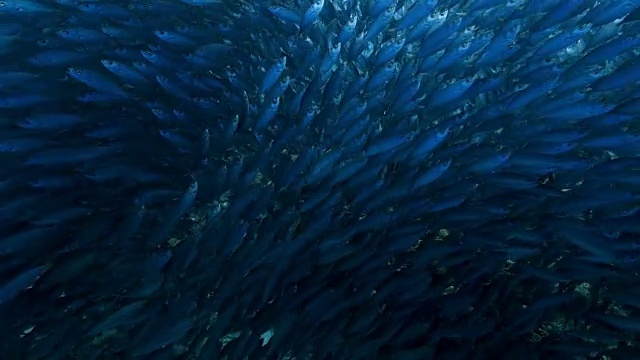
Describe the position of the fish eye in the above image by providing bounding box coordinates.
[461,40,470,49]
[157,30,166,35]
[429,12,437,19]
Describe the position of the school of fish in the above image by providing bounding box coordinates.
[1,0,640,358]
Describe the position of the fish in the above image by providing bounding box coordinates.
[1,0,640,359]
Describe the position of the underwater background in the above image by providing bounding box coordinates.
[2,0,640,358]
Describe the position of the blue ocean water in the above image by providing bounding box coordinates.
[1,0,640,358]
